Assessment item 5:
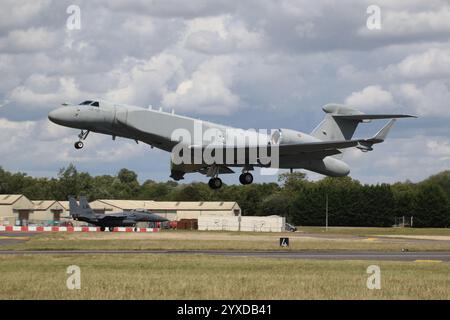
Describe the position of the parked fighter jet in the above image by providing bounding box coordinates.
[49,100,415,189]
[68,196,168,231]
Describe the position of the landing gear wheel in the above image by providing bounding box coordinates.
[239,172,253,185]
[74,141,84,149]
[74,130,89,149]
[100,226,105,232]
[108,227,114,232]
[208,177,223,189]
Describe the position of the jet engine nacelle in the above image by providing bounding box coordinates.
[303,156,350,177]
[271,129,320,145]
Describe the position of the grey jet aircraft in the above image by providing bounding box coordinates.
[49,100,415,189]
[69,196,168,231]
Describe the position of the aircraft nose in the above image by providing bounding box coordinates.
[48,107,74,125]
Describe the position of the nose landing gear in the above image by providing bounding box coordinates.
[74,130,89,149]
[74,141,84,149]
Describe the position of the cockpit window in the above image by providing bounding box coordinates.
[91,101,99,107]
[79,100,93,105]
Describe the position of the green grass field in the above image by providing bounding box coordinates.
[298,226,450,236]
[2,227,450,252]
[0,254,449,299]
[1,227,449,299]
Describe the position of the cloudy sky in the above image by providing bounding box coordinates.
[0,0,449,184]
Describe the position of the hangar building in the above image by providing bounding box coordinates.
[32,200,68,224]
[0,194,35,226]
[0,195,73,226]
[89,200,241,221]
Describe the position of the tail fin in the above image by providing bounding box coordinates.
[311,104,416,142]
[68,196,80,217]
[79,196,92,210]
[68,196,94,218]
[311,104,365,142]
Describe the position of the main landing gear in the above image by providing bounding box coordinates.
[207,171,254,189]
[207,165,223,190]
[239,172,253,185]
[74,130,89,149]
[208,177,223,190]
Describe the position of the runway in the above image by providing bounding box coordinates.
[0,249,449,261]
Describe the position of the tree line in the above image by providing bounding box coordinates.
[0,165,448,227]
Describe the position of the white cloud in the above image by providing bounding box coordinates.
[122,16,156,36]
[162,56,240,115]
[0,0,50,29]
[427,140,450,161]
[0,27,59,52]
[346,135,450,183]
[9,76,86,108]
[387,48,450,79]
[345,85,394,110]
[104,53,183,105]
[393,81,450,117]
[184,15,264,54]
[0,117,150,174]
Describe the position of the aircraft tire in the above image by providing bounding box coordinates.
[208,177,222,189]
[239,173,253,185]
[100,226,105,232]
[74,141,84,149]
[108,227,114,232]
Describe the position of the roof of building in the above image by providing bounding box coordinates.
[32,200,64,210]
[59,201,69,210]
[90,200,239,211]
[0,194,25,205]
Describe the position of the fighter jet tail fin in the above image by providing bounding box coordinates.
[78,196,92,210]
[68,196,79,217]
[68,196,94,218]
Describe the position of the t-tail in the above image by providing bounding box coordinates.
[311,104,416,157]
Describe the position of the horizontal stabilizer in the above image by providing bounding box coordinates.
[333,114,416,120]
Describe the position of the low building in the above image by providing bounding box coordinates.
[0,194,35,226]
[59,201,70,214]
[198,215,286,232]
[89,200,241,221]
[32,200,66,225]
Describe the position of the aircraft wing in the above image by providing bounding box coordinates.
[190,119,396,159]
[98,214,128,221]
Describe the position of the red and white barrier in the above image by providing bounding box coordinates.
[0,225,159,233]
